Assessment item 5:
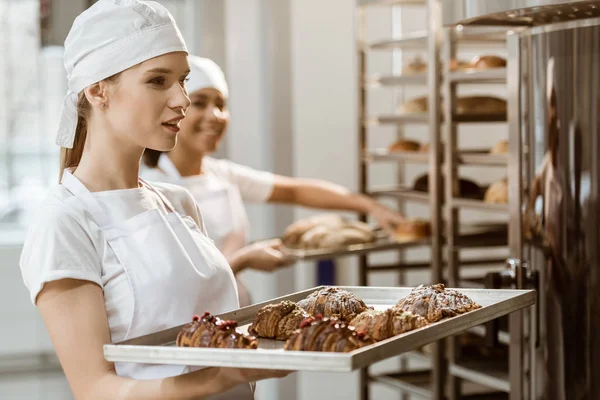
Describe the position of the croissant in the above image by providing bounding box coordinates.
[349,308,428,341]
[297,287,371,322]
[395,284,482,323]
[248,300,310,340]
[284,315,376,352]
[176,312,258,349]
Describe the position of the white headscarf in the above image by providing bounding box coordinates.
[56,0,188,148]
[186,55,229,97]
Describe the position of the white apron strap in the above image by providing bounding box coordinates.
[61,169,111,228]
[138,177,177,214]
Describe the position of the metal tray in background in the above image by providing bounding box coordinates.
[280,230,431,262]
[104,286,535,372]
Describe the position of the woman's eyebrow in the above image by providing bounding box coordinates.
[144,68,190,75]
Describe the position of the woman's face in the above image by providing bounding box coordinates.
[103,52,191,152]
[176,88,229,155]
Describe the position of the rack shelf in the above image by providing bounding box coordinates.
[456,150,508,166]
[368,185,431,203]
[365,113,429,125]
[448,67,507,84]
[364,149,429,163]
[451,197,509,213]
[358,0,426,6]
[366,73,427,87]
[449,359,510,393]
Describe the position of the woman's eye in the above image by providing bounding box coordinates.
[192,101,207,108]
[149,76,166,86]
[179,77,190,86]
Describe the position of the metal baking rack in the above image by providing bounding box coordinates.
[441,23,516,400]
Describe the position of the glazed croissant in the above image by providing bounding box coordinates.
[349,308,428,341]
[176,312,258,349]
[284,315,376,352]
[248,300,310,340]
[395,284,482,323]
[297,287,371,322]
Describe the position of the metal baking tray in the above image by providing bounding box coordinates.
[365,148,430,164]
[280,230,431,262]
[104,286,535,372]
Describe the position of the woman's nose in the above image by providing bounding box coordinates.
[169,84,191,110]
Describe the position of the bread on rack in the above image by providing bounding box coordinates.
[284,315,376,352]
[297,287,371,322]
[248,300,310,340]
[413,173,483,200]
[468,55,506,69]
[387,139,421,153]
[401,56,427,75]
[398,96,428,114]
[398,95,506,116]
[395,284,482,323]
[484,178,509,204]
[490,139,509,154]
[349,308,428,341]
[394,219,431,242]
[456,96,507,115]
[282,214,346,248]
[176,312,258,349]
[449,59,470,71]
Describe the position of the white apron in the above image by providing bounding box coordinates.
[157,154,252,307]
[61,170,253,399]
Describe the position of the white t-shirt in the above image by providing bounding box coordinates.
[143,156,274,203]
[19,181,205,344]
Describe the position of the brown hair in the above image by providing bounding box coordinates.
[143,148,163,168]
[59,74,120,179]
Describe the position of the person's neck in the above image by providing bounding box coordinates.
[167,145,205,177]
[74,124,144,192]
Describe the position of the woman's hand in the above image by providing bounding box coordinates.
[235,239,291,273]
[367,202,405,235]
[217,367,291,388]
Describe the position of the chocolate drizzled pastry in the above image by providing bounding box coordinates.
[248,300,310,340]
[297,287,371,322]
[284,315,376,352]
[395,284,482,323]
[350,308,429,341]
[176,312,258,349]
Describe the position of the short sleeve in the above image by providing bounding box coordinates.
[19,204,103,305]
[204,157,274,203]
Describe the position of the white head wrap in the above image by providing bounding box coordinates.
[56,0,188,148]
[186,55,229,97]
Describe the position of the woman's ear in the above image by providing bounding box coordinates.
[84,81,109,109]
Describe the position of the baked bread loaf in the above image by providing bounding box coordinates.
[449,59,470,71]
[402,56,427,75]
[490,139,509,154]
[398,96,428,114]
[176,313,258,349]
[413,173,482,200]
[469,55,506,69]
[456,96,507,115]
[349,308,428,341]
[388,139,421,153]
[248,300,310,340]
[395,284,482,323]
[484,178,508,204]
[284,315,375,352]
[394,219,431,242]
[282,214,346,248]
[297,287,370,322]
[398,95,506,116]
